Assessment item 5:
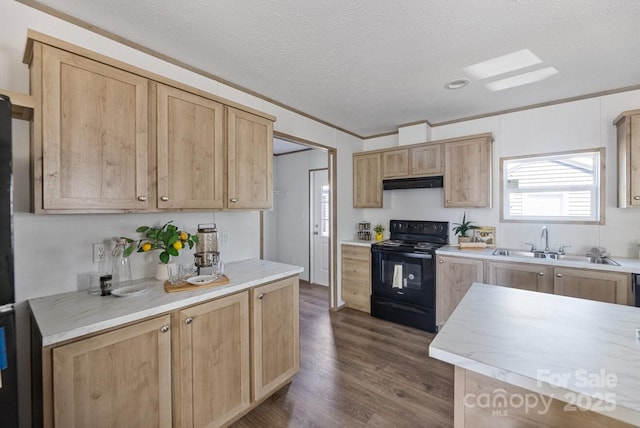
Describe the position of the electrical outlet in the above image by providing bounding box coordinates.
[93,243,106,263]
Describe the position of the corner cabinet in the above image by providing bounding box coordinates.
[444,134,493,208]
[353,152,382,208]
[26,33,275,213]
[50,315,172,427]
[32,43,150,212]
[251,276,300,402]
[435,255,484,329]
[156,83,225,210]
[615,110,640,208]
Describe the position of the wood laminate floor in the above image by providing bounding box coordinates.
[232,282,454,427]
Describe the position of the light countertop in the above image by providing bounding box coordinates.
[430,283,640,425]
[436,245,640,274]
[29,258,303,347]
[341,240,374,247]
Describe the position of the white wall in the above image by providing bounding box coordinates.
[1,1,363,425]
[364,91,640,258]
[263,150,328,281]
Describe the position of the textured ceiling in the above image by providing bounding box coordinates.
[20,0,640,137]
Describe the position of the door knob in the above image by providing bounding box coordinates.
[258,293,265,300]
[137,196,147,201]
[160,325,170,333]
[556,273,563,278]
[160,195,169,201]
[185,317,193,325]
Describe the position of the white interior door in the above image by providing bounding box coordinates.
[310,169,329,286]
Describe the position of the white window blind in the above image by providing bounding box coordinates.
[502,149,602,223]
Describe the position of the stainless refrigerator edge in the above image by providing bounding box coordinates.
[0,94,18,427]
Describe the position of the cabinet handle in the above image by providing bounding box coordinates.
[446,200,450,204]
[538,272,544,276]
[403,169,407,172]
[230,198,239,203]
[634,196,640,200]
[556,273,563,278]
[161,195,169,201]
[412,168,416,172]
[160,325,170,333]
[439,259,444,264]
[258,293,265,300]
[137,196,147,202]
[185,317,193,324]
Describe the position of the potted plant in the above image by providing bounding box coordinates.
[373,224,385,241]
[124,221,198,280]
[452,212,478,244]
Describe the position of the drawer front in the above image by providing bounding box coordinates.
[342,245,370,262]
[341,281,371,313]
[341,258,370,279]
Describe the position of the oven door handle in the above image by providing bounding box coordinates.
[371,248,433,260]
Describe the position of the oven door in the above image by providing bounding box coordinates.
[371,247,435,307]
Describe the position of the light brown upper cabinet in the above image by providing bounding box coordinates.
[33,44,150,212]
[444,134,492,208]
[156,84,224,210]
[227,107,273,209]
[615,110,640,208]
[25,32,276,213]
[382,144,442,179]
[353,152,382,208]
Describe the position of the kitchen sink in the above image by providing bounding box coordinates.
[491,248,620,266]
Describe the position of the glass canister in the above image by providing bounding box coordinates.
[112,238,133,289]
[196,223,219,254]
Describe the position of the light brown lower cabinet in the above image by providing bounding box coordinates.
[435,255,484,329]
[341,244,371,313]
[174,291,250,427]
[34,276,299,428]
[553,267,631,304]
[251,276,300,402]
[485,261,554,294]
[50,315,172,428]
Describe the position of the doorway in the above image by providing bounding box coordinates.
[310,168,329,286]
[261,133,338,310]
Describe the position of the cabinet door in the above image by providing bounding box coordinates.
[40,45,149,211]
[227,107,273,209]
[411,144,442,176]
[156,84,224,209]
[252,276,300,402]
[553,268,631,305]
[444,136,492,208]
[616,113,640,207]
[486,261,553,294]
[353,152,382,208]
[176,291,250,428]
[382,149,409,178]
[436,255,484,328]
[52,315,171,427]
[341,245,371,313]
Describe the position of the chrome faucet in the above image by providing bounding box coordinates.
[541,226,549,253]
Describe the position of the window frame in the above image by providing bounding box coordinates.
[500,148,605,225]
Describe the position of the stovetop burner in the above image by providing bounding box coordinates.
[371,220,449,254]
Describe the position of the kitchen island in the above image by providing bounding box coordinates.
[30,258,303,428]
[430,282,640,427]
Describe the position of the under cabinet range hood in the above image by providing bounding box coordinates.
[383,176,443,190]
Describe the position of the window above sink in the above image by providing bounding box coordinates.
[501,148,604,224]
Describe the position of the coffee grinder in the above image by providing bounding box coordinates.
[194,223,220,275]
